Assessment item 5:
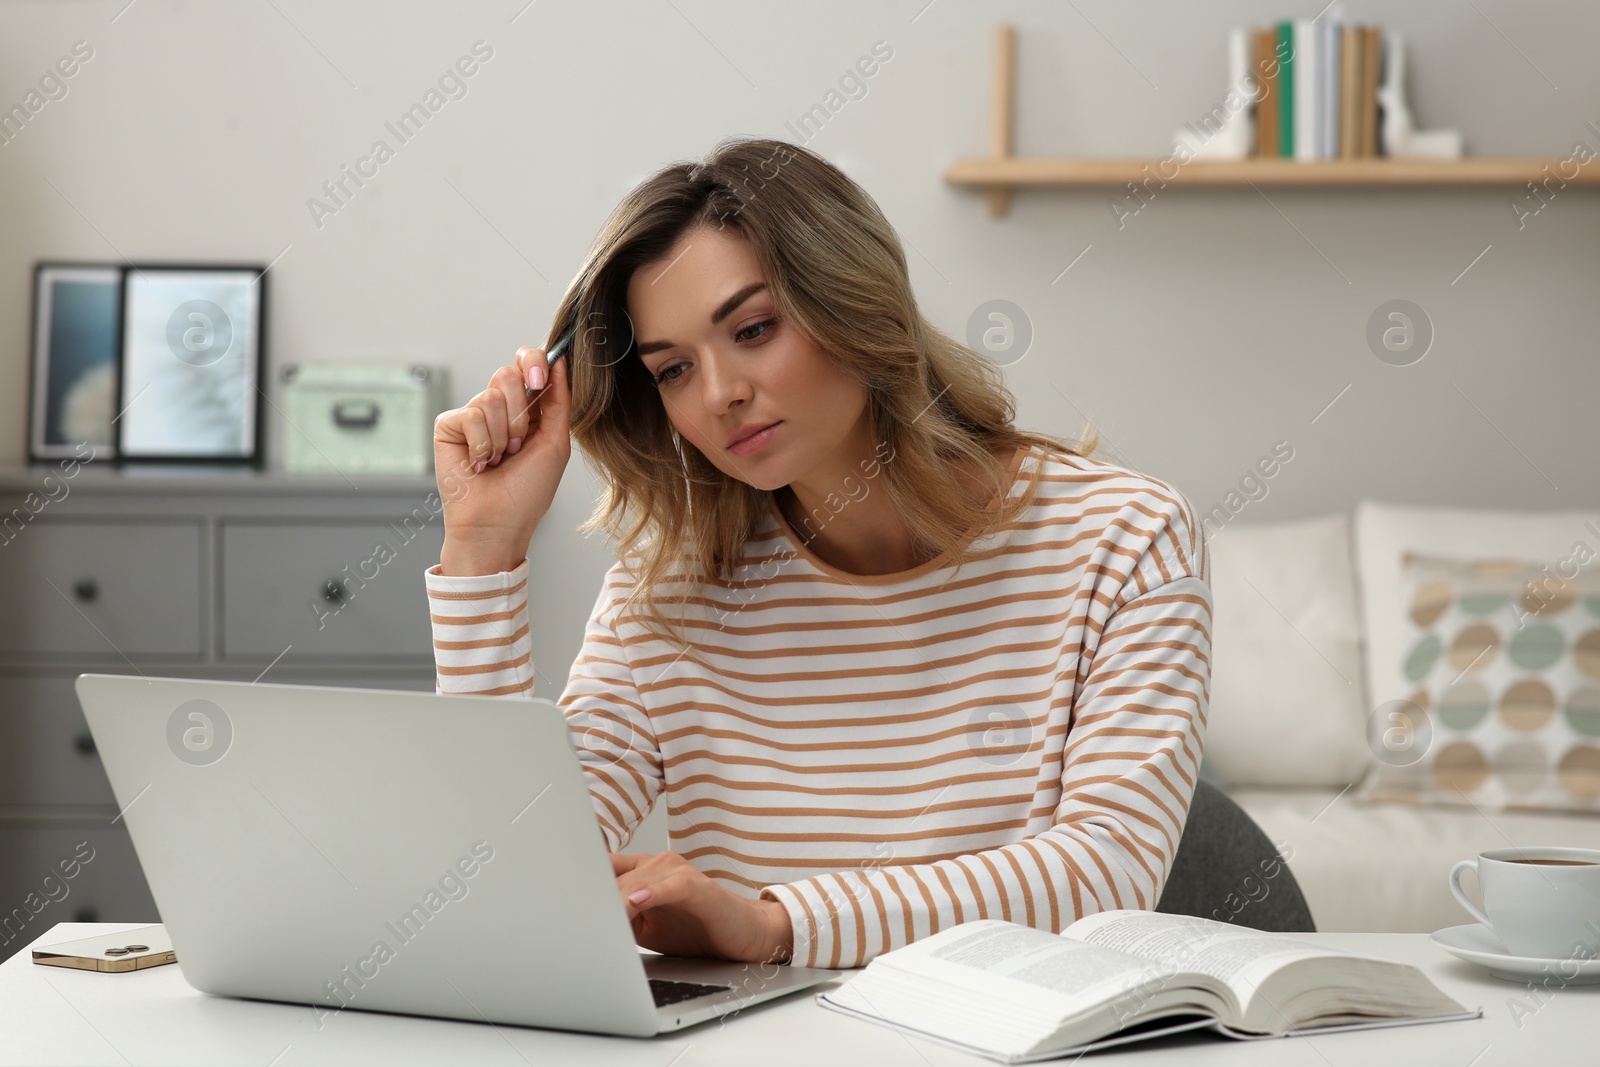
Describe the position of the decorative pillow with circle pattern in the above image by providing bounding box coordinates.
[1356,551,1600,814]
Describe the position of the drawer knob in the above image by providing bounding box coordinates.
[73,578,100,602]
[322,580,346,604]
[74,731,97,756]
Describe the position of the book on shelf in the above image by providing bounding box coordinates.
[1317,19,1341,157]
[1276,20,1294,157]
[1253,28,1279,157]
[1293,18,1317,161]
[1247,15,1383,160]
[1360,24,1381,156]
[1340,23,1361,156]
[817,910,1479,1065]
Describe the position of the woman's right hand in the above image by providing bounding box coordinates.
[432,346,570,576]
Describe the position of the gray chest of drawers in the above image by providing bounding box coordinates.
[0,464,445,959]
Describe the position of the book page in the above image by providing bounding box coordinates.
[824,921,1229,1060]
[863,919,1181,1022]
[927,922,1151,996]
[909,921,1235,1033]
[1062,911,1346,1025]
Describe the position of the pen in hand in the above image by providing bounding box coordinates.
[529,327,575,397]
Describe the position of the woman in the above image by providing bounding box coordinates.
[427,137,1212,972]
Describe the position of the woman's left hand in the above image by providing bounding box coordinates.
[612,851,794,964]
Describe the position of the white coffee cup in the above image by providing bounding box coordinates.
[1449,846,1600,959]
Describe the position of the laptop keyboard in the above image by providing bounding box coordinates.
[649,978,732,1007]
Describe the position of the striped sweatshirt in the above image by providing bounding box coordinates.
[425,443,1213,969]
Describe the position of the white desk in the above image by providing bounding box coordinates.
[1,924,1591,1065]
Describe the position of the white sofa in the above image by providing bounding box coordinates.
[1206,501,1600,933]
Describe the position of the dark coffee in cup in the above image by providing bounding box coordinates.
[1505,859,1598,866]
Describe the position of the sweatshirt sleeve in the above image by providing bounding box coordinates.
[759,496,1214,969]
[425,558,536,697]
[424,557,664,849]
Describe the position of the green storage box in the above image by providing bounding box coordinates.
[279,363,448,476]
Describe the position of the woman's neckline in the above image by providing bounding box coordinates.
[766,442,1033,586]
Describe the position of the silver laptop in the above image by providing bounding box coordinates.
[74,673,837,1035]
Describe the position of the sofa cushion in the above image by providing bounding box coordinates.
[1232,785,1600,933]
[1204,513,1368,788]
[1353,500,1600,718]
[1357,552,1600,814]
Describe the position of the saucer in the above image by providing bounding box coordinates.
[1430,923,1600,984]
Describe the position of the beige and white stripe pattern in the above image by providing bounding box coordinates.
[425,444,1212,968]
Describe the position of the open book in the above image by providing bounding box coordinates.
[818,911,1478,1063]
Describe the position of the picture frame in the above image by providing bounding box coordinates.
[115,263,266,464]
[27,262,124,462]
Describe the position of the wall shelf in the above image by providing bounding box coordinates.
[947,156,1600,190]
[952,25,1598,215]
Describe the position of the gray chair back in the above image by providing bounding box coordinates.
[1154,779,1316,932]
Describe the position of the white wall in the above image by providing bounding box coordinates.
[2,0,1597,702]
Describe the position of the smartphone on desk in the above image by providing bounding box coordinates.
[32,924,175,973]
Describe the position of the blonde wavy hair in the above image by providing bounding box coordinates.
[548,136,1099,656]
